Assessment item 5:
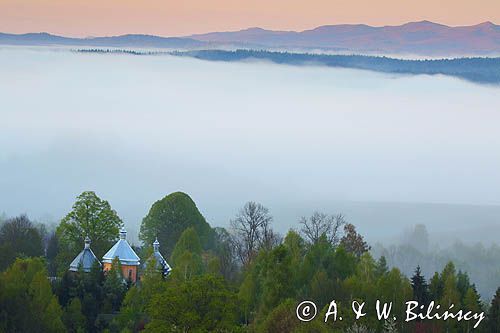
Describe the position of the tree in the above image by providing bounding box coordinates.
[488,288,500,333]
[375,256,389,278]
[300,212,345,246]
[230,201,274,266]
[140,192,214,257]
[261,245,295,313]
[63,298,86,333]
[0,215,44,270]
[103,257,127,313]
[0,258,65,333]
[340,223,370,258]
[457,270,471,302]
[411,266,429,307]
[115,258,168,332]
[57,191,123,262]
[144,275,239,332]
[212,227,238,282]
[429,271,443,300]
[170,227,203,280]
[260,299,328,333]
[463,286,482,332]
[46,232,59,276]
[405,224,429,253]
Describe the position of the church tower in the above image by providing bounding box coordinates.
[102,227,140,282]
[69,236,101,272]
[145,238,172,276]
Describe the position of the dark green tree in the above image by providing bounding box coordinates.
[0,215,44,270]
[488,288,500,333]
[63,298,86,333]
[103,257,127,312]
[457,270,471,302]
[411,266,429,306]
[140,192,214,257]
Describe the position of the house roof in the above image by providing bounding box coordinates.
[102,227,140,266]
[69,236,101,272]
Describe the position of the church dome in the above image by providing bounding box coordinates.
[102,227,140,266]
[69,236,101,272]
[146,238,172,276]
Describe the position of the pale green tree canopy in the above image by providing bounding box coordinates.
[57,191,123,260]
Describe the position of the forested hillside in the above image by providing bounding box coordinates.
[1,191,499,332]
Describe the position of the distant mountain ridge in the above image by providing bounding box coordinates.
[2,21,500,55]
[189,21,500,56]
[0,32,205,48]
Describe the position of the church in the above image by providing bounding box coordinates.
[69,227,171,282]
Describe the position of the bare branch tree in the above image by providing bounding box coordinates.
[230,201,274,266]
[299,212,346,246]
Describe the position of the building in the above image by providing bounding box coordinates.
[69,236,101,272]
[145,238,172,276]
[102,227,140,282]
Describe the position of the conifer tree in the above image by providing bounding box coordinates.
[411,266,429,306]
[488,287,500,333]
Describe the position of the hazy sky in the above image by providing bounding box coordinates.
[1,0,499,37]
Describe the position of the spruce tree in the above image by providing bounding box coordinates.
[411,266,429,306]
[488,287,500,333]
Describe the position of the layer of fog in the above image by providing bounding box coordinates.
[1,47,500,248]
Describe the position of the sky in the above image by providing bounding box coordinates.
[0,0,499,37]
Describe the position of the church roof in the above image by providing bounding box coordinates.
[102,227,140,266]
[69,236,101,272]
[146,238,172,275]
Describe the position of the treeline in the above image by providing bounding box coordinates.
[1,191,500,332]
[75,48,500,84]
[372,224,500,300]
[75,49,165,56]
[171,49,500,84]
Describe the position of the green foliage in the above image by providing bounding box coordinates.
[411,266,429,306]
[488,288,500,332]
[429,271,443,300]
[140,192,215,257]
[0,258,65,333]
[0,215,44,271]
[63,298,86,333]
[115,259,169,331]
[375,256,388,278]
[259,299,328,333]
[144,274,239,332]
[2,192,494,333]
[56,191,123,273]
[260,245,294,313]
[170,227,204,281]
[103,257,127,312]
